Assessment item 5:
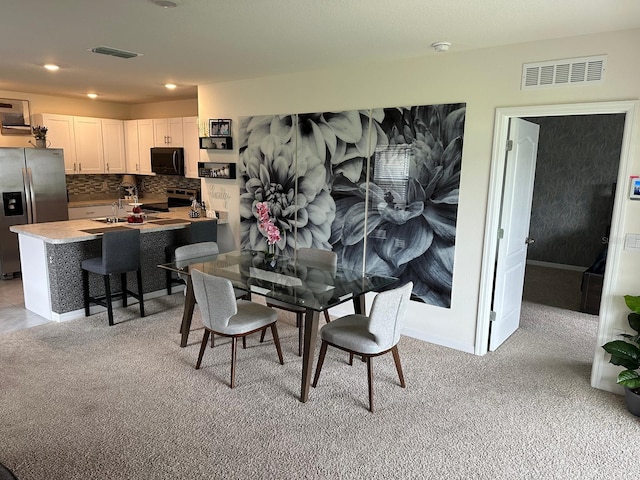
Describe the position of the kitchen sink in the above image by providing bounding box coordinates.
[92,215,161,224]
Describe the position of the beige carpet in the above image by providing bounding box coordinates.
[0,294,636,479]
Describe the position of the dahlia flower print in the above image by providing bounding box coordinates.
[331,104,466,308]
[238,115,336,257]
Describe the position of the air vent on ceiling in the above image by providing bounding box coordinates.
[90,46,142,59]
[521,55,606,90]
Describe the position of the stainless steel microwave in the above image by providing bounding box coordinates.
[150,147,185,176]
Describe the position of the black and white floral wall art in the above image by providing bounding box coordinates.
[238,103,466,308]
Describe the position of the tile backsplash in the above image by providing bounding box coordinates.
[66,174,201,200]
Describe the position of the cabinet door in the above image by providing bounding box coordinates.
[137,119,155,175]
[153,117,184,146]
[102,119,126,174]
[168,117,184,146]
[33,114,77,173]
[153,118,169,146]
[73,116,104,174]
[182,116,199,178]
[124,120,140,174]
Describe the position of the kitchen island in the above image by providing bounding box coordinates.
[10,208,223,322]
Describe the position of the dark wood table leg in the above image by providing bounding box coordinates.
[300,309,320,402]
[180,277,196,347]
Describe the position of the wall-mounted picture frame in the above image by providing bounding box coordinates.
[629,177,640,200]
[209,118,231,137]
[0,98,31,135]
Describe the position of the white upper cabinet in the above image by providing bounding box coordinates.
[182,116,199,178]
[101,119,126,174]
[73,116,104,174]
[31,114,77,174]
[137,119,155,175]
[153,117,184,147]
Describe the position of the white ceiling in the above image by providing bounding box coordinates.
[1,0,639,104]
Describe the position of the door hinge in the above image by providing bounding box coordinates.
[506,139,513,151]
[497,228,504,239]
[490,311,497,322]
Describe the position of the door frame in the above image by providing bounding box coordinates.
[476,100,639,357]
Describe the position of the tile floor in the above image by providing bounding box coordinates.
[0,276,51,334]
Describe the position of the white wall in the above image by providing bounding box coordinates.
[198,28,640,364]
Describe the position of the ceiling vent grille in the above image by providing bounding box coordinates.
[90,46,142,59]
[521,55,606,90]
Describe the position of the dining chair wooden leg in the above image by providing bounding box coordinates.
[259,328,267,343]
[323,311,331,323]
[366,356,374,413]
[242,336,247,349]
[391,345,406,388]
[195,330,210,369]
[210,334,215,348]
[82,269,90,317]
[348,353,354,365]
[270,324,284,364]
[312,341,328,387]
[230,337,238,388]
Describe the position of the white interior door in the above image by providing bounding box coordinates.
[489,118,540,351]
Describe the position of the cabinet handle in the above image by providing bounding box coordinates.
[79,163,82,172]
[106,162,110,172]
[74,162,77,172]
[136,163,139,172]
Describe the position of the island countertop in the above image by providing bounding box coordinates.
[10,207,218,244]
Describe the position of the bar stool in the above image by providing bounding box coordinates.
[82,228,145,326]
[165,219,217,294]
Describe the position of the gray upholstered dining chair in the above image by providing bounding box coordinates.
[81,228,145,326]
[165,219,218,294]
[190,269,284,388]
[311,281,413,412]
[263,247,337,356]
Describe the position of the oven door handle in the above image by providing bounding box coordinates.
[172,151,177,173]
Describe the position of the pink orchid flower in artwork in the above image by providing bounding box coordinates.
[256,202,281,246]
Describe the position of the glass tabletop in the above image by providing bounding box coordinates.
[158,250,398,312]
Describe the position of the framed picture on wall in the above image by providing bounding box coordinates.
[629,177,640,200]
[209,119,231,137]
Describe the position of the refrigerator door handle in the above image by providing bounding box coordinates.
[25,167,37,223]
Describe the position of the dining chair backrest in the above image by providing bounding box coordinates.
[297,247,337,271]
[101,229,140,274]
[175,242,219,281]
[190,269,238,330]
[367,282,413,350]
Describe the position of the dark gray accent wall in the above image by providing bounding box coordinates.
[525,114,624,268]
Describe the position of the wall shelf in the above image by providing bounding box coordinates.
[198,162,236,179]
[199,136,233,150]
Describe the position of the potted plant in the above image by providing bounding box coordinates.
[602,295,640,416]
[31,125,48,148]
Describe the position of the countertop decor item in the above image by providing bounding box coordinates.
[602,294,640,416]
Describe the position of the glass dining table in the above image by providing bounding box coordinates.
[158,249,397,403]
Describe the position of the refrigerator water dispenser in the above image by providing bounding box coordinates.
[2,192,23,216]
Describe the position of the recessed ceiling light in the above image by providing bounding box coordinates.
[44,64,60,71]
[165,83,177,90]
[87,93,98,99]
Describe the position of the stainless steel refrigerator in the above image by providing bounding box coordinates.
[0,148,68,277]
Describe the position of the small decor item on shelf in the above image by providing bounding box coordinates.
[30,125,49,148]
[189,197,201,218]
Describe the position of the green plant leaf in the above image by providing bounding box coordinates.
[624,295,640,314]
[602,340,640,370]
[628,312,640,333]
[617,370,640,389]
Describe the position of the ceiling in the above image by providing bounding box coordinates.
[1,0,639,105]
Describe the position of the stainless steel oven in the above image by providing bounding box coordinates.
[143,188,199,212]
